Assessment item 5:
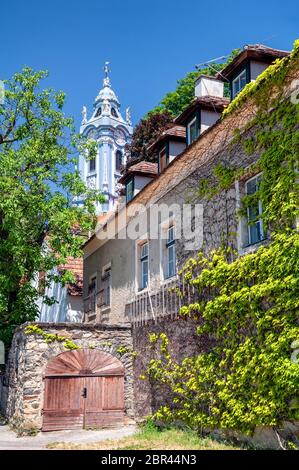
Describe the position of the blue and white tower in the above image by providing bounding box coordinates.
[78,63,133,214]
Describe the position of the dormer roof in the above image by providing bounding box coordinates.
[147,125,186,153]
[118,161,158,184]
[174,96,230,125]
[216,44,289,81]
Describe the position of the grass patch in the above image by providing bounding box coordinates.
[47,425,243,450]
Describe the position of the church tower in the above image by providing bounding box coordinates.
[78,63,133,214]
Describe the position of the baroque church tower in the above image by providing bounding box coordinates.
[78,63,133,214]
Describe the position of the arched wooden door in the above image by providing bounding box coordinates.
[42,349,125,431]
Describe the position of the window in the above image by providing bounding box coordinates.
[111,107,118,118]
[89,157,96,173]
[126,178,134,203]
[140,242,149,290]
[88,275,96,294]
[187,117,199,145]
[159,147,168,172]
[115,150,123,172]
[166,226,176,278]
[245,175,265,246]
[232,69,247,98]
[95,107,102,117]
[102,200,109,213]
[100,265,111,308]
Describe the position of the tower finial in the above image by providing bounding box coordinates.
[103,61,111,87]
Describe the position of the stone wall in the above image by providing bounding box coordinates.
[132,316,203,419]
[4,322,134,433]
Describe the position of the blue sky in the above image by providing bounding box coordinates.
[1,0,298,129]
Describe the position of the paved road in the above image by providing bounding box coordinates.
[0,423,137,450]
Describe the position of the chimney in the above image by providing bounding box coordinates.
[195,75,224,98]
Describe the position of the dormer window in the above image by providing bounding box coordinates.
[111,107,118,118]
[232,69,247,98]
[126,178,134,203]
[159,146,168,173]
[187,116,199,145]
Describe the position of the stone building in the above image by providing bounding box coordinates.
[81,44,297,420]
[2,44,298,441]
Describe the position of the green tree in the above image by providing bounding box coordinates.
[125,111,173,165]
[148,49,240,118]
[0,67,102,345]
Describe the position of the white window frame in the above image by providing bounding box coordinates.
[235,172,266,255]
[135,235,150,293]
[245,174,264,246]
[100,262,112,309]
[159,219,177,283]
[232,69,247,98]
[166,226,176,279]
[140,242,149,291]
[187,116,198,145]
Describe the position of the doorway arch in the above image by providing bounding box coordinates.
[42,349,125,431]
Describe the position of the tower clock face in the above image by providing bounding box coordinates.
[115,128,126,146]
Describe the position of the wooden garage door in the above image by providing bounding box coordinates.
[42,349,125,431]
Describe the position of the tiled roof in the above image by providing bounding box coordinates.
[59,257,83,296]
[175,96,230,125]
[217,44,289,80]
[118,161,158,184]
[147,125,186,152]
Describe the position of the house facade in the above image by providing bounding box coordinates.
[82,44,298,418]
[2,44,298,440]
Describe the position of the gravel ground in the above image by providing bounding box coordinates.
[0,423,137,450]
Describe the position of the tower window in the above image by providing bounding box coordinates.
[115,150,123,172]
[111,107,118,118]
[95,107,102,117]
[89,157,96,173]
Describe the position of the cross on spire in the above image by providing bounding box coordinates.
[103,61,111,87]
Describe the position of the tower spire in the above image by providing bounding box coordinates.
[103,61,111,87]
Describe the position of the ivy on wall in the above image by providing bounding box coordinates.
[145,40,299,434]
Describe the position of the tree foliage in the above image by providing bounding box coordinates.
[125,111,173,165]
[148,49,240,118]
[0,67,102,344]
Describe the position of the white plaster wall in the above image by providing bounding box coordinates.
[169,141,186,163]
[134,175,153,194]
[195,77,224,98]
[201,110,221,133]
[35,270,83,323]
[250,61,269,81]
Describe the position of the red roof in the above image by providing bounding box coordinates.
[118,161,158,184]
[59,257,83,296]
[217,44,289,80]
[147,125,186,152]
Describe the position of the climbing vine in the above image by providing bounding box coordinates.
[145,40,299,435]
[25,324,80,350]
